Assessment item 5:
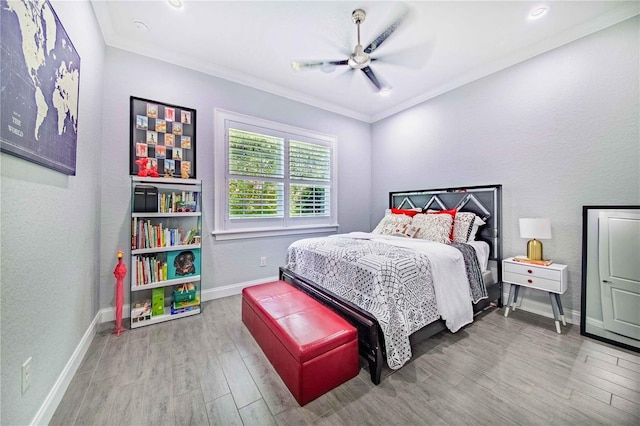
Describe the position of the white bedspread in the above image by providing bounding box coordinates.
[333,232,473,332]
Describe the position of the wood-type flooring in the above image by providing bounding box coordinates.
[50,295,640,425]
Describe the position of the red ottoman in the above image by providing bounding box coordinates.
[242,280,359,405]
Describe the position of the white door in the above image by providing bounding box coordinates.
[599,211,640,340]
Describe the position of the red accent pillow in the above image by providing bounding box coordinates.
[428,208,457,241]
[391,208,420,217]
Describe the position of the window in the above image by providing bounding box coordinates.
[214,110,338,240]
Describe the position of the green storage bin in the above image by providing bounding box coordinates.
[173,283,197,303]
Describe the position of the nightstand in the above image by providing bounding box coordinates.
[502,257,568,333]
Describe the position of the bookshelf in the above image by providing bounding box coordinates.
[130,176,202,328]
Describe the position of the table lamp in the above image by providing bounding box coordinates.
[519,218,552,260]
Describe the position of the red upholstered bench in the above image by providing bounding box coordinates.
[242,280,359,405]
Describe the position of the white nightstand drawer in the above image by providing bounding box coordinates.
[504,261,562,281]
[503,271,563,293]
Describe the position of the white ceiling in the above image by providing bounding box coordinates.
[91,1,639,123]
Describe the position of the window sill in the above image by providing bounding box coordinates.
[212,224,340,241]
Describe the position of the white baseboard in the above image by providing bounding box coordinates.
[31,311,101,426]
[201,276,280,301]
[100,304,131,322]
[502,287,580,325]
[99,276,280,323]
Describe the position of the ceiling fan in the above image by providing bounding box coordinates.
[291,8,408,94]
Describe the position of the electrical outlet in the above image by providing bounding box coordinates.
[260,257,267,267]
[22,357,32,394]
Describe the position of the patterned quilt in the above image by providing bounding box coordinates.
[286,234,486,370]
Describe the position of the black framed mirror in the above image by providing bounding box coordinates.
[581,205,640,352]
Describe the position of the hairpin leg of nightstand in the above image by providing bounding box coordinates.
[504,283,517,317]
[550,293,561,334]
[554,293,566,326]
[512,285,521,312]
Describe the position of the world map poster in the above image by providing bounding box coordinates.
[1,0,80,175]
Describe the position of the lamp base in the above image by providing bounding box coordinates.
[527,239,544,261]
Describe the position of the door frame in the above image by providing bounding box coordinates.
[581,205,640,353]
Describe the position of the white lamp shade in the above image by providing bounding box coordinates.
[519,218,552,239]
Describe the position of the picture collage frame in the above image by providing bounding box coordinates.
[130,96,196,178]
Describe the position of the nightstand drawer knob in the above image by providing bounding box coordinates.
[528,279,533,283]
[527,269,533,274]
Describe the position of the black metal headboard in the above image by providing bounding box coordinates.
[389,184,502,262]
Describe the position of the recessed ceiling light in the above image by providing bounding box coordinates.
[528,6,549,20]
[379,88,392,97]
[168,0,183,8]
[133,20,148,31]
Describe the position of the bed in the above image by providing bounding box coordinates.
[279,184,502,384]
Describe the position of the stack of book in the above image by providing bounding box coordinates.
[171,295,200,315]
[513,256,553,266]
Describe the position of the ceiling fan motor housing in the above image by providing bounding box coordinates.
[348,44,371,69]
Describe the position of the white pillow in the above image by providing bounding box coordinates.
[372,214,413,235]
[411,213,453,244]
[391,223,421,238]
[467,216,486,241]
[453,212,486,242]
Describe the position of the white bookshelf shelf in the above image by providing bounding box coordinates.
[131,275,201,292]
[132,243,200,255]
[132,212,201,218]
[131,306,201,328]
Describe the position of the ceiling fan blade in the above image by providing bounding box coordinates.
[364,10,408,54]
[291,59,348,72]
[361,66,384,91]
[373,41,435,70]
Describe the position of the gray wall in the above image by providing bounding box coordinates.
[371,16,640,314]
[0,1,106,424]
[99,47,372,310]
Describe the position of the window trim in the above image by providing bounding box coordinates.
[213,109,339,240]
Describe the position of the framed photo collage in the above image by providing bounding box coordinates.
[129,96,196,179]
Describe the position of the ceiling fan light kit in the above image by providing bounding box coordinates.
[291,8,409,94]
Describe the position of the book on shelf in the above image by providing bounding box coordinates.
[159,191,199,213]
[513,256,553,266]
[171,304,199,315]
[131,218,197,250]
[134,254,168,285]
[183,228,198,245]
